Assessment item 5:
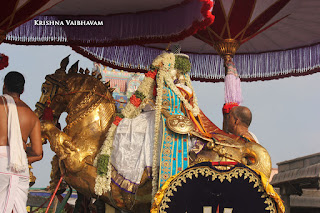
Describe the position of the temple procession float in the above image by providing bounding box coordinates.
[1,0,320,212]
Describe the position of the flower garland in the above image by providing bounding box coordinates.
[163,71,200,116]
[149,53,175,197]
[151,71,165,197]
[94,52,175,196]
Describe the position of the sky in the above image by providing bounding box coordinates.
[0,43,319,188]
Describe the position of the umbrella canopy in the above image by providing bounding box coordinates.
[0,0,63,70]
[4,0,320,82]
[0,0,63,43]
[5,0,214,47]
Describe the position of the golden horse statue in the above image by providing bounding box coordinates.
[35,56,272,212]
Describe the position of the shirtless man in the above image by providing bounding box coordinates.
[0,71,43,212]
[224,106,260,143]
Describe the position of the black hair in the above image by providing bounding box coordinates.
[4,71,25,94]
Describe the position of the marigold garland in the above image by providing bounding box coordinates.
[145,69,157,79]
[130,94,142,107]
[112,116,123,126]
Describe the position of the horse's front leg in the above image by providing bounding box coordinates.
[41,120,85,173]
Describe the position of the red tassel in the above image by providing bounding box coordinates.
[216,204,219,213]
[222,102,239,114]
[42,100,53,121]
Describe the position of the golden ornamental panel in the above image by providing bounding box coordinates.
[156,166,277,213]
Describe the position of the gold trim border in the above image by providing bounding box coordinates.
[152,165,278,213]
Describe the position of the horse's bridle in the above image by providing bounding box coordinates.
[35,75,68,114]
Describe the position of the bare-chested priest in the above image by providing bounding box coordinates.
[0,71,43,213]
[225,106,260,144]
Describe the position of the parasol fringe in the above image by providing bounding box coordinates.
[70,43,320,83]
[5,0,214,47]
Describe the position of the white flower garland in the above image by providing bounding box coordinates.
[150,52,175,197]
[151,71,164,197]
[94,124,117,194]
[163,71,200,116]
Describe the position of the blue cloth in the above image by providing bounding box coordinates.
[159,85,189,188]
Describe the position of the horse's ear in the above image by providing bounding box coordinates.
[85,68,90,75]
[68,60,79,74]
[92,70,97,77]
[60,55,70,70]
[109,87,116,93]
[105,81,110,88]
[97,73,102,80]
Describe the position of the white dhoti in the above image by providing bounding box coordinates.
[0,146,29,213]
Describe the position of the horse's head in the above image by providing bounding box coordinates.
[35,55,71,124]
[35,55,114,125]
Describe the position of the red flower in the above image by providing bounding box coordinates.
[113,116,123,126]
[145,70,157,79]
[130,94,142,107]
[0,53,9,70]
[222,102,239,114]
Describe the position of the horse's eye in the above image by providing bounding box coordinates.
[42,87,48,94]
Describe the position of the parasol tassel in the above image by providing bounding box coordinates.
[42,100,54,122]
[222,56,242,131]
[224,56,242,105]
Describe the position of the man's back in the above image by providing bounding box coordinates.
[0,97,40,147]
[0,71,42,213]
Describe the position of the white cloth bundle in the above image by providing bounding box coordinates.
[111,110,155,184]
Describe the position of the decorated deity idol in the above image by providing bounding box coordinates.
[94,51,230,197]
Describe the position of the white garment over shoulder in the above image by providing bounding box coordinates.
[3,95,28,172]
[248,131,260,144]
[0,95,29,213]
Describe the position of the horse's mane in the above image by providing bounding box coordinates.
[47,56,115,97]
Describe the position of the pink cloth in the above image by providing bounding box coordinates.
[224,59,242,105]
[224,74,242,105]
[0,146,29,213]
